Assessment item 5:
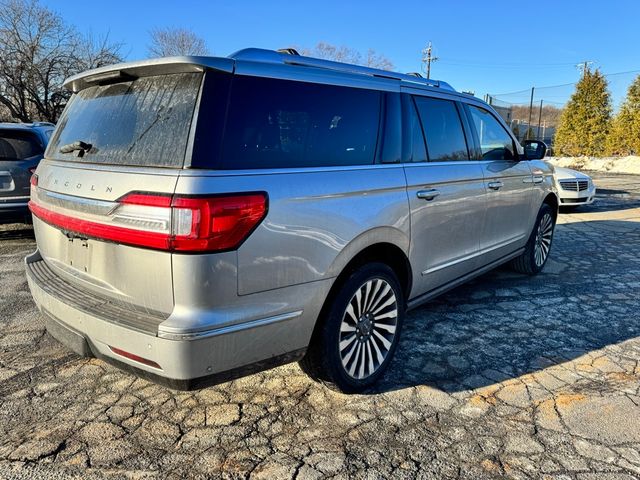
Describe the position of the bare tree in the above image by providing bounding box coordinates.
[300,42,395,71]
[0,0,123,123]
[147,27,209,57]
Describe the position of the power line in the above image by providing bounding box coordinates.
[442,58,579,67]
[490,68,640,97]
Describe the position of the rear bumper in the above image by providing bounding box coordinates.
[26,250,330,389]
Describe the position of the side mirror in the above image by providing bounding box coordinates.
[523,140,547,160]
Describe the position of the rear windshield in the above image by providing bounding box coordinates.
[0,130,43,160]
[47,72,202,168]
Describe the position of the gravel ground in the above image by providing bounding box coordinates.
[0,173,639,480]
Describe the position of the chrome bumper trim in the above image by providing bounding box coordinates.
[157,310,304,341]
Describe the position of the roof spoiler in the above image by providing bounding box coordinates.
[63,56,234,92]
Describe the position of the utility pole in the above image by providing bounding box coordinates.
[536,99,543,140]
[422,42,438,79]
[527,87,535,140]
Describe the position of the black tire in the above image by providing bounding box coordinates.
[511,203,556,275]
[299,262,405,393]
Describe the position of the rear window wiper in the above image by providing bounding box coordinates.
[59,141,93,157]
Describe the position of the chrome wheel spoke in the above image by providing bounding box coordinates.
[365,341,374,377]
[370,336,385,366]
[354,288,363,318]
[365,279,381,312]
[374,321,396,334]
[372,294,395,315]
[362,281,373,313]
[375,309,397,321]
[341,339,358,366]
[347,343,362,377]
[368,283,390,312]
[373,329,392,350]
[359,342,368,378]
[339,334,357,351]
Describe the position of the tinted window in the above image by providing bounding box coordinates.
[219,76,380,169]
[407,99,427,163]
[468,105,516,160]
[414,97,469,162]
[48,73,202,167]
[0,130,43,160]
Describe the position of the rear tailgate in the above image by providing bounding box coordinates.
[31,162,179,316]
[29,70,205,323]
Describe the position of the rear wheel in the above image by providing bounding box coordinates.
[300,263,404,393]
[511,203,555,275]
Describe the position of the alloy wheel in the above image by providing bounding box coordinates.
[534,213,553,267]
[338,278,398,380]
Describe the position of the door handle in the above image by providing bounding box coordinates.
[487,181,504,190]
[532,175,544,184]
[416,189,440,201]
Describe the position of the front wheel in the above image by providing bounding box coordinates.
[299,263,405,393]
[511,203,555,275]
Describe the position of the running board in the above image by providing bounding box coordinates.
[406,248,525,311]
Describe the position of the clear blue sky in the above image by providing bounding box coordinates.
[46,0,640,107]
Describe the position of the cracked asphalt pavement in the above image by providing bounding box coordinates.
[0,172,639,479]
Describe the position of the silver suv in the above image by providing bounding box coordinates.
[26,48,557,393]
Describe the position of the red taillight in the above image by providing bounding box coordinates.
[29,191,268,253]
[170,194,268,252]
[30,173,38,186]
[109,346,162,369]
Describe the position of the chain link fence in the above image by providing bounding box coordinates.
[486,70,640,147]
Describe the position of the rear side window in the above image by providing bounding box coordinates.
[467,105,516,160]
[413,96,469,162]
[219,76,381,169]
[48,72,203,168]
[0,130,43,160]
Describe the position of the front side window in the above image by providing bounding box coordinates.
[219,76,381,169]
[413,96,469,162]
[467,105,516,160]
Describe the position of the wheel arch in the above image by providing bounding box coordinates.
[543,192,559,217]
[326,227,411,300]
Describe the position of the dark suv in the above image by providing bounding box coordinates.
[0,122,54,224]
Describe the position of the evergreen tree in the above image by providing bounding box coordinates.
[606,74,640,156]
[554,68,612,156]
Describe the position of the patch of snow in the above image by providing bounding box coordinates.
[547,156,640,175]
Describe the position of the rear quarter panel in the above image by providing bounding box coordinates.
[174,165,411,295]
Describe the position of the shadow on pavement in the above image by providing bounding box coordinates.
[560,197,640,213]
[0,224,34,240]
[372,218,640,394]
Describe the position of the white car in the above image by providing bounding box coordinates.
[553,166,596,208]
